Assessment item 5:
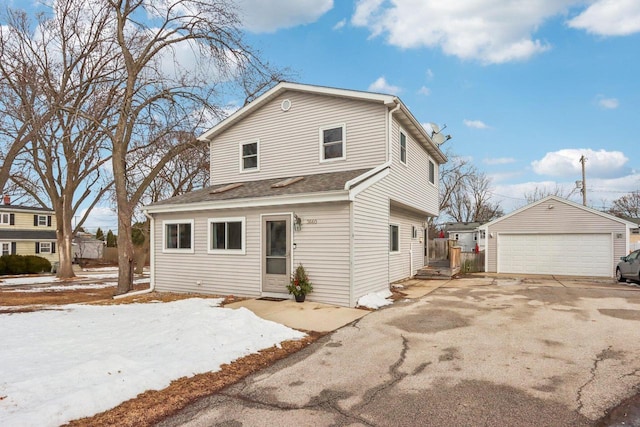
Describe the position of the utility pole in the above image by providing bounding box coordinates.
[579,155,587,206]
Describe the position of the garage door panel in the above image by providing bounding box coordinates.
[498,234,612,277]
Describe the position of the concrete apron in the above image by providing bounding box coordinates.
[225,299,369,333]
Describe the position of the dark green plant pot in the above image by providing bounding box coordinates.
[295,294,305,303]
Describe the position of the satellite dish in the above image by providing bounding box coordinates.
[432,132,447,145]
[428,122,440,135]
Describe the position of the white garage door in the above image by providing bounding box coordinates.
[497,233,612,277]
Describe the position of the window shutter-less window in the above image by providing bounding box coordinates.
[11,242,16,254]
[47,216,52,226]
[35,242,40,253]
[52,242,56,253]
[34,215,38,226]
[10,213,14,225]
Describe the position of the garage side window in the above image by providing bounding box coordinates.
[163,220,194,253]
[209,217,245,254]
[389,224,399,253]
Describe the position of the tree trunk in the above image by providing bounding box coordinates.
[116,214,135,295]
[55,200,76,279]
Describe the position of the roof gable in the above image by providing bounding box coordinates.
[481,195,637,228]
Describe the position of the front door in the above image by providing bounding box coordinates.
[262,215,291,294]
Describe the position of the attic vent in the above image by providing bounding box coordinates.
[271,176,304,188]
[210,182,243,194]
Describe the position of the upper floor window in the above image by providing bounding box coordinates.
[240,141,259,172]
[163,220,194,252]
[389,224,399,253]
[428,160,435,185]
[319,124,346,162]
[400,132,407,165]
[34,214,51,227]
[209,217,245,254]
[0,213,10,225]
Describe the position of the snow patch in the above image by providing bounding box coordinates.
[357,290,393,309]
[0,298,305,426]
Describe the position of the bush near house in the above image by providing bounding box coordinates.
[0,255,52,275]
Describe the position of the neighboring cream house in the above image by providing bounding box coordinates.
[0,196,58,263]
[145,82,447,307]
[444,222,485,253]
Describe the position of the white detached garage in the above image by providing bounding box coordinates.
[482,196,636,278]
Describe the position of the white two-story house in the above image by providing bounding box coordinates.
[145,83,447,307]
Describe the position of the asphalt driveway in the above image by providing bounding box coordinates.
[159,276,640,426]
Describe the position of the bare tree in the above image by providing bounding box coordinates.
[437,151,503,224]
[523,185,572,204]
[0,3,118,277]
[609,190,640,218]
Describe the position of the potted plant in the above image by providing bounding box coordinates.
[287,264,313,302]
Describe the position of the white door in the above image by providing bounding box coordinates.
[498,233,612,277]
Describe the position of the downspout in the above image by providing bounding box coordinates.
[113,210,155,299]
[387,101,401,287]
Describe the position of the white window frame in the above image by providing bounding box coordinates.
[39,242,52,254]
[239,140,260,173]
[428,159,436,185]
[1,242,10,255]
[479,230,486,239]
[319,123,346,163]
[37,215,48,226]
[0,213,9,225]
[400,131,408,166]
[208,217,246,255]
[162,219,195,253]
[389,224,400,254]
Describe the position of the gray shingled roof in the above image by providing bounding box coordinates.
[148,169,372,207]
[0,204,53,213]
[0,230,57,240]
[444,222,483,232]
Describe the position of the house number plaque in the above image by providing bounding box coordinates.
[305,219,318,224]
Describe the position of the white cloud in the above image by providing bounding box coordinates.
[597,96,619,109]
[484,157,516,165]
[567,0,640,36]
[333,19,346,30]
[418,86,431,96]
[531,148,629,179]
[351,0,575,63]
[237,0,333,33]
[426,68,434,79]
[81,206,118,233]
[368,76,401,95]
[464,119,490,129]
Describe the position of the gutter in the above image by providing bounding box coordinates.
[113,210,155,299]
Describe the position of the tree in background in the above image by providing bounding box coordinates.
[106,230,117,248]
[609,191,640,219]
[523,185,573,205]
[0,3,115,278]
[95,228,105,242]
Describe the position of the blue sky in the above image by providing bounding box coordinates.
[15,0,638,229]
[234,0,639,214]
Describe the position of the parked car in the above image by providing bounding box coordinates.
[616,249,640,283]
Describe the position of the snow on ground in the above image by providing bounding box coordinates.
[7,282,117,292]
[357,290,393,309]
[0,276,62,286]
[81,266,119,272]
[0,298,306,426]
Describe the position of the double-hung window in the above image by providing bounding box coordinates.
[400,132,407,165]
[319,124,346,162]
[428,160,436,185]
[209,217,245,254]
[0,213,9,225]
[36,215,48,226]
[389,224,399,253]
[38,242,53,254]
[163,220,194,252]
[240,141,259,172]
[1,242,10,255]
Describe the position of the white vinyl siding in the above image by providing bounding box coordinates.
[486,199,629,277]
[153,202,352,307]
[352,181,390,304]
[210,91,387,184]
[385,120,439,216]
[389,206,425,283]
